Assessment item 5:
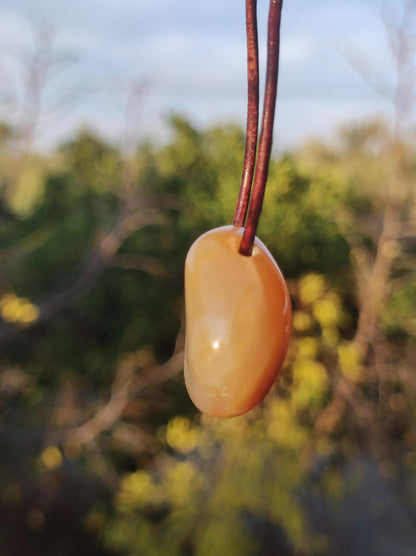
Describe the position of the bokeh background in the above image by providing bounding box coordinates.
[0,1,415,555]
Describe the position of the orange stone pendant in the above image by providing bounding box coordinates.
[184,225,291,417]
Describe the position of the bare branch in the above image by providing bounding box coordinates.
[111,254,168,278]
[68,348,184,447]
[0,193,180,345]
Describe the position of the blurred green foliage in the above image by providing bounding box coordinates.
[0,115,415,555]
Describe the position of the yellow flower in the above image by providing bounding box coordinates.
[338,342,363,380]
[292,358,327,407]
[312,293,341,327]
[117,471,156,509]
[166,461,199,506]
[296,337,319,359]
[293,311,314,332]
[38,446,63,470]
[165,416,199,454]
[0,293,39,325]
[298,274,326,305]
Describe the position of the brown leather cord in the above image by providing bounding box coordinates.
[233,0,259,228]
[237,0,284,256]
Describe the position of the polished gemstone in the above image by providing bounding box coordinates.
[184,225,291,417]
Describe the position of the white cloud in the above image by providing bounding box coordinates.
[0,0,397,152]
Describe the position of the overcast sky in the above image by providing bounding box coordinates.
[0,0,407,151]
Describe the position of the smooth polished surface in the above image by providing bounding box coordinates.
[184,225,291,417]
